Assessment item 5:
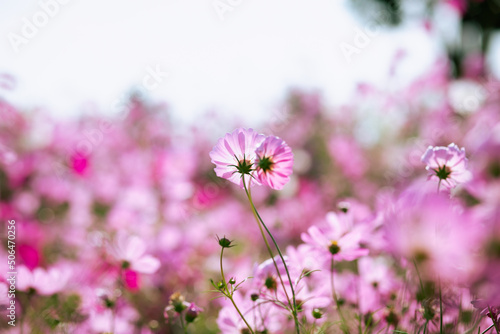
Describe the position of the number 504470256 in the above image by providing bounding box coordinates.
[7,219,16,327]
[7,220,15,270]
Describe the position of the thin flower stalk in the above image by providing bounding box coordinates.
[219,246,255,334]
[242,175,301,334]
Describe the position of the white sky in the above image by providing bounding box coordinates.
[0,0,467,126]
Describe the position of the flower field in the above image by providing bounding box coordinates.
[1,61,500,333]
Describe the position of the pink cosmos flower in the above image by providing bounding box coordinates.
[109,232,160,274]
[357,257,399,313]
[301,212,369,265]
[251,255,300,303]
[88,305,138,334]
[471,299,500,323]
[254,136,294,190]
[421,143,472,189]
[209,128,265,188]
[383,192,480,283]
[17,265,71,295]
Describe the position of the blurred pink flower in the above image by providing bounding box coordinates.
[18,244,40,270]
[446,0,467,15]
[383,192,481,283]
[88,306,139,334]
[70,153,89,176]
[301,212,369,264]
[17,265,70,295]
[251,255,300,302]
[471,299,500,322]
[122,269,140,291]
[0,143,16,165]
[421,143,472,189]
[328,135,367,179]
[254,136,294,190]
[358,257,399,313]
[0,282,9,306]
[209,128,265,188]
[109,232,160,274]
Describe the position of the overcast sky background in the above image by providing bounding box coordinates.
[1,0,499,127]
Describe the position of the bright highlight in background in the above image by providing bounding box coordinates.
[0,0,444,125]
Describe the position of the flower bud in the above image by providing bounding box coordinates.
[185,303,202,323]
[312,308,324,319]
[169,292,187,313]
[217,235,234,248]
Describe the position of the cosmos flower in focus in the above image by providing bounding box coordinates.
[254,136,294,190]
[209,128,265,188]
[210,128,294,190]
[421,143,472,189]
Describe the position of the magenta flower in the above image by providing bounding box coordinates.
[254,136,294,190]
[421,143,472,189]
[122,269,140,291]
[209,128,265,188]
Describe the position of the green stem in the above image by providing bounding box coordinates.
[487,306,500,334]
[220,247,255,334]
[179,312,187,334]
[242,175,300,334]
[331,257,348,334]
[439,279,443,334]
[480,324,494,334]
[412,259,425,299]
[412,259,426,334]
